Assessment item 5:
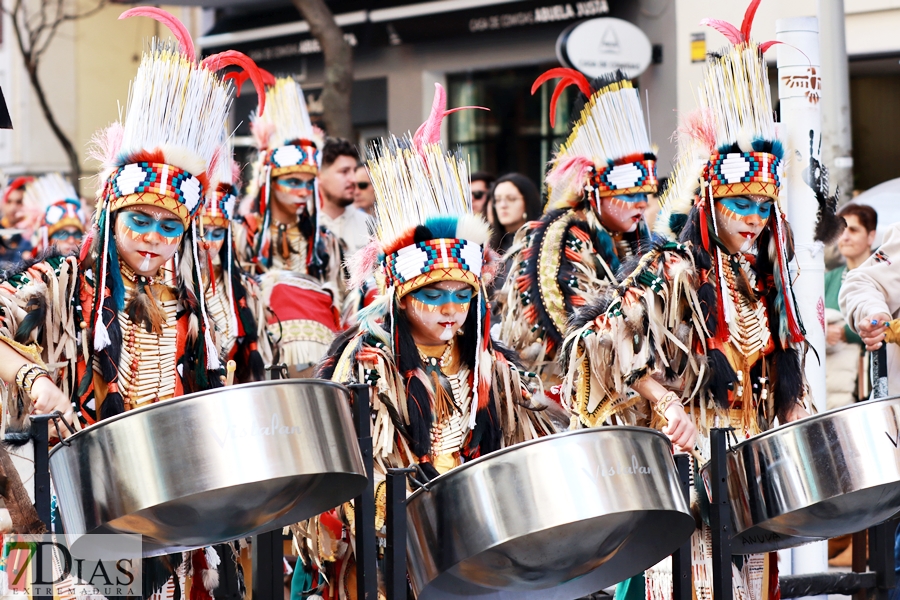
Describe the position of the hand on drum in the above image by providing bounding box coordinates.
[859,312,893,351]
[783,402,809,423]
[31,377,75,438]
[662,404,696,452]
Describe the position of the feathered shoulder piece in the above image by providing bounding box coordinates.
[533,68,657,210]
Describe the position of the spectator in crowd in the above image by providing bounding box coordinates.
[826,203,877,410]
[317,139,370,256]
[353,162,375,217]
[489,173,542,255]
[0,177,34,266]
[471,171,495,216]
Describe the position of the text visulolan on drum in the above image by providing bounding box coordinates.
[406,427,695,600]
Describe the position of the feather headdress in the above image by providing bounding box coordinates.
[26,174,85,249]
[534,69,657,211]
[353,83,494,427]
[655,0,804,346]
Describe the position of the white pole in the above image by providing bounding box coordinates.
[776,17,828,599]
[817,0,854,199]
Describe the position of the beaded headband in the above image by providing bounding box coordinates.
[265,141,319,177]
[44,200,84,236]
[590,159,658,198]
[107,162,204,226]
[383,237,484,296]
[201,184,238,229]
[704,150,782,200]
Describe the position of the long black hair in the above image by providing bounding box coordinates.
[489,173,544,250]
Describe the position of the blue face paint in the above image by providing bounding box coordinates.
[120,210,185,239]
[717,197,773,220]
[410,287,474,306]
[50,229,83,242]
[203,227,227,242]
[276,177,315,191]
[611,193,649,205]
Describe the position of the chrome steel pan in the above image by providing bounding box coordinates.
[49,380,366,557]
[406,427,695,600]
[715,396,900,553]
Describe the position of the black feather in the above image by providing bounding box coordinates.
[772,346,803,422]
[706,349,737,409]
[14,295,47,345]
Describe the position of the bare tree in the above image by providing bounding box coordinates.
[2,0,107,187]
[290,0,354,139]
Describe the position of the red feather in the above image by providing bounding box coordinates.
[700,18,744,44]
[201,51,267,115]
[532,68,593,128]
[119,7,196,63]
[259,68,277,87]
[740,0,762,41]
[759,40,782,54]
[223,71,250,94]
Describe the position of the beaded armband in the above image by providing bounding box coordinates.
[15,363,50,398]
[653,391,681,420]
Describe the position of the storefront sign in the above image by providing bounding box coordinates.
[557,17,652,79]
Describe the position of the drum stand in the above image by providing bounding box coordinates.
[706,426,898,600]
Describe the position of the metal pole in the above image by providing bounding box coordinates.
[671,454,692,600]
[776,20,830,595]
[386,468,413,600]
[709,428,732,600]
[251,530,282,599]
[869,520,898,600]
[816,0,854,200]
[350,383,377,600]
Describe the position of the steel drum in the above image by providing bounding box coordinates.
[49,380,366,557]
[406,427,695,600]
[707,395,900,554]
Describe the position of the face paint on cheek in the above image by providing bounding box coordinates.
[140,254,151,271]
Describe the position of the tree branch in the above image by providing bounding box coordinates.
[291,0,354,139]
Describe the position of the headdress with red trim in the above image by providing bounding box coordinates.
[25,173,84,250]
[248,76,324,268]
[655,0,803,347]
[350,83,494,429]
[534,69,657,211]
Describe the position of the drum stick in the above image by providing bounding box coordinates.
[225,360,236,386]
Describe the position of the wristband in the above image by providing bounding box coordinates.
[15,363,50,398]
[654,391,681,419]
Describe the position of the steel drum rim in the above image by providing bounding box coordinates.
[48,379,351,457]
[724,395,900,451]
[407,426,672,503]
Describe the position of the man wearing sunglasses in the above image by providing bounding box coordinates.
[471,171,495,216]
[353,163,375,216]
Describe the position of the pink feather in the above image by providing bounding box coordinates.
[348,240,382,290]
[251,120,275,152]
[740,0,762,41]
[678,108,718,154]
[119,7,196,63]
[699,18,744,44]
[546,155,594,193]
[413,83,488,151]
[88,122,124,167]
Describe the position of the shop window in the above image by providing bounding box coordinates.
[447,65,575,190]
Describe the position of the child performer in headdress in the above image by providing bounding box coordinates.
[0,8,264,597]
[239,77,346,373]
[27,173,86,256]
[291,84,558,600]
[198,137,272,382]
[498,70,657,386]
[561,3,820,599]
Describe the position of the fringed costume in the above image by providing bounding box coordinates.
[498,70,657,384]
[561,4,812,600]
[199,137,272,382]
[239,77,345,369]
[290,84,557,600]
[0,8,265,598]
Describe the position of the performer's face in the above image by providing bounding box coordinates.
[272,173,315,219]
[713,194,773,255]
[399,281,474,346]
[115,206,185,276]
[599,193,649,233]
[50,226,83,256]
[201,225,227,262]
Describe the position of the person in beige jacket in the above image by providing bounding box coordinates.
[839,221,900,396]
